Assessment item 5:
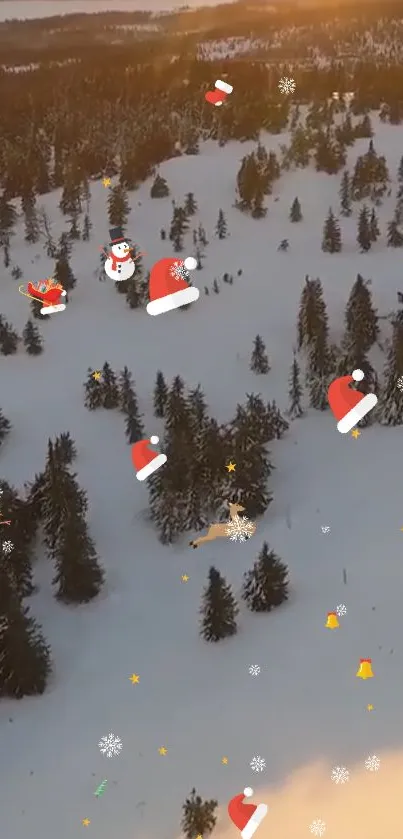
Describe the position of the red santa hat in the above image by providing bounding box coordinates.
[146,257,199,316]
[227,788,268,839]
[131,436,167,482]
[327,369,378,434]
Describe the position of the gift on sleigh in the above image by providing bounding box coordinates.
[19,278,67,315]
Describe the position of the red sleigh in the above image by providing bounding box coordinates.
[19,278,67,314]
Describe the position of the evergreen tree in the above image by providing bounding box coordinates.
[0,408,11,447]
[289,196,302,222]
[118,367,144,443]
[229,421,273,517]
[200,566,238,642]
[306,333,334,410]
[339,170,352,217]
[22,190,40,243]
[0,319,19,355]
[369,207,380,242]
[266,400,289,439]
[83,368,103,410]
[0,480,36,597]
[22,319,43,355]
[288,352,303,418]
[357,205,372,252]
[153,370,168,417]
[250,335,270,374]
[169,206,189,251]
[108,184,129,228]
[322,208,342,253]
[54,431,77,465]
[52,511,104,603]
[198,224,208,247]
[101,362,119,409]
[0,566,52,698]
[184,192,197,215]
[54,251,76,291]
[387,219,403,247]
[379,320,403,425]
[181,789,218,839]
[0,194,17,245]
[344,274,379,354]
[82,213,92,241]
[297,276,328,351]
[150,174,169,198]
[215,208,228,238]
[242,541,289,612]
[38,441,88,552]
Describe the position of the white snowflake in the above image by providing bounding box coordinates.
[226,515,255,543]
[250,755,266,773]
[331,765,350,784]
[169,260,190,283]
[336,603,347,617]
[309,819,326,837]
[278,77,296,95]
[249,664,261,676]
[365,754,380,772]
[397,376,403,391]
[2,541,13,554]
[98,733,123,758]
[321,526,330,533]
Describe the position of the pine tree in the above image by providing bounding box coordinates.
[357,205,372,252]
[101,362,119,409]
[184,192,197,215]
[379,320,403,425]
[215,208,228,238]
[250,335,270,374]
[22,190,40,243]
[266,400,289,439]
[0,480,36,597]
[242,541,289,612]
[198,224,208,247]
[339,170,352,217]
[288,352,303,417]
[230,422,273,517]
[169,206,189,251]
[54,431,77,465]
[53,512,104,603]
[118,367,144,443]
[0,409,11,447]
[297,276,328,351]
[82,213,92,241]
[54,251,76,291]
[387,219,403,248]
[108,184,129,228]
[181,789,218,839]
[0,319,19,355]
[369,208,380,242]
[22,319,43,355]
[200,567,238,642]
[150,174,169,198]
[153,370,168,417]
[289,196,302,222]
[344,274,379,354]
[39,441,88,552]
[322,208,342,253]
[83,368,103,410]
[0,567,52,698]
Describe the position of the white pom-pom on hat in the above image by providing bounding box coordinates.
[352,369,364,382]
[184,256,197,271]
[243,787,253,798]
[150,435,159,444]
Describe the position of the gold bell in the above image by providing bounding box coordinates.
[325,611,339,629]
[356,658,374,679]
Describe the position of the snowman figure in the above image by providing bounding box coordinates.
[104,227,136,282]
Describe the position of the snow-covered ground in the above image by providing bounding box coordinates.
[2,114,403,839]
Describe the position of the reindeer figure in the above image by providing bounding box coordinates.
[189,502,256,549]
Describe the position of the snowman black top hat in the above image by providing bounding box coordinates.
[109,227,131,245]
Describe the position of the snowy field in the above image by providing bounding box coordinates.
[2,114,403,839]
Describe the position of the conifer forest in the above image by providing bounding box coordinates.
[1,1,403,837]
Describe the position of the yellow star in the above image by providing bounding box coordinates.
[92,371,102,381]
[221,756,228,764]
[102,177,111,188]
[82,819,91,827]
[351,428,361,439]
[129,673,140,684]
[181,574,189,582]
[158,746,168,756]
[367,704,374,711]
[226,462,236,472]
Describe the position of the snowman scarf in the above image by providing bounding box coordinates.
[108,250,133,272]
